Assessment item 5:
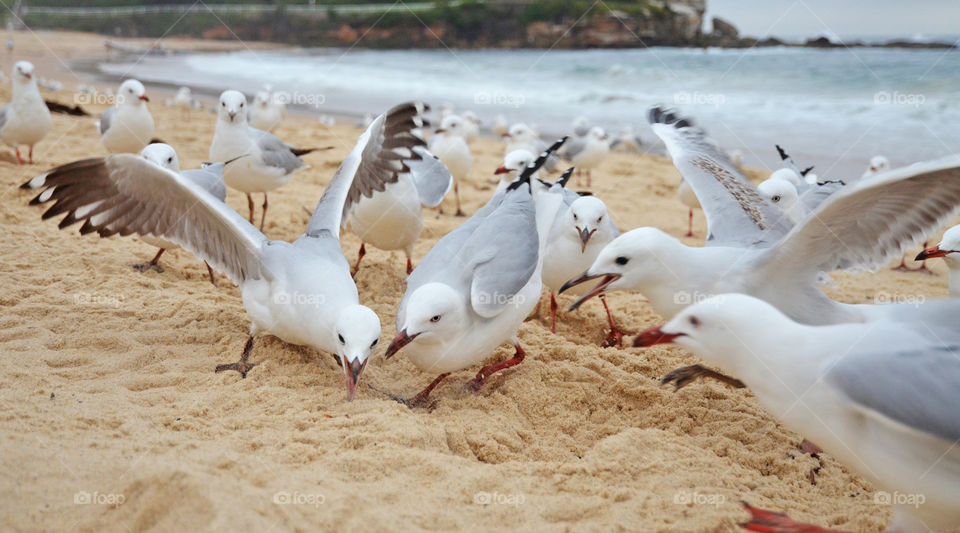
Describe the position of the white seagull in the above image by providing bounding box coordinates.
[560,106,960,326]
[427,114,472,216]
[209,90,327,231]
[99,79,155,154]
[493,149,537,193]
[346,106,453,276]
[0,61,52,164]
[21,102,433,401]
[914,224,960,297]
[383,140,567,407]
[502,123,559,172]
[862,154,890,178]
[610,125,643,153]
[560,126,609,187]
[248,89,285,132]
[461,110,481,142]
[635,293,960,533]
[491,114,508,137]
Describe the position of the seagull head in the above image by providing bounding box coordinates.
[140,143,180,172]
[253,90,271,109]
[495,149,535,179]
[334,305,381,402]
[868,155,890,174]
[567,196,610,253]
[588,126,608,142]
[757,178,801,223]
[504,123,534,141]
[768,167,803,187]
[218,90,248,124]
[12,61,34,83]
[462,110,481,125]
[385,283,465,360]
[435,114,463,136]
[915,225,960,268]
[559,227,678,310]
[118,79,149,106]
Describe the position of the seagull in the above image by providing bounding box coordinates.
[635,293,960,533]
[756,177,804,224]
[126,143,228,285]
[915,224,960,297]
[502,123,559,172]
[209,90,327,231]
[862,154,890,178]
[461,110,481,142]
[20,102,432,401]
[347,113,453,276]
[571,116,590,138]
[0,61,52,164]
[609,125,643,153]
[383,139,568,407]
[491,114,508,137]
[560,106,960,327]
[493,149,537,192]
[248,89,285,132]
[560,126,609,187]
[427,114,472,216]
[540,176,621,344]
[99,79,155,155]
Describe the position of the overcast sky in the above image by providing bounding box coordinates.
[706,0,960,40]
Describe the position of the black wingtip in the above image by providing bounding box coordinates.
[775,144,789,161]
[557,167,575,188]
[507,136,568,192]
[800,165,815,177]
[647,105,692,128]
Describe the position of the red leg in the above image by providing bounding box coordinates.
[465,343,526,392]
[739,501,850,532]
[133,248,165,273]
[259,193,268,231]
[28,145,33,164]
[685,208,694,237]
[454,181,465,217]
[246,193,255,224]
[14,146,23,165]
[352,243,366,277]
[400,373,451,408]
[406,256,413,275]
[599,293,624,347]
[550,293,558,333]
[586,169,592,188]
[205,261,218,286]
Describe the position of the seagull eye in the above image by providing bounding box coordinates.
[573,214,578,221]
[240,102,244,107]
[430,315,441,323]
[689,316,701,327]
[338,334,345,344]
[772,195,781,202]
[597,216,603,223]
[221,102,225,107]
[166,157,173,163]
[370,338,379,348]
[615,256,629,265]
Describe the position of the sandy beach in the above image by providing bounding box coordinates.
[1,30,957,532]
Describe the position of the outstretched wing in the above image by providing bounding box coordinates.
[22,155,267,284]
[306,102,430,237]
[648,106,792,247]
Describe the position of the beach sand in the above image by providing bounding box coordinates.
[1,30,956,533]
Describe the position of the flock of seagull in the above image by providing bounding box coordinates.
[5,58,960,532]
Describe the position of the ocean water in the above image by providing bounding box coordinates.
[100,46,960,178]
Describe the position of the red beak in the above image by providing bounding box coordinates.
[561,273,621,311]
[633,326,683,347]
[577,227,596,253]
[494,166,512,175]
[501,133,512,138]
[915,246,950,261]
[434,128,446,134]
[344,358,367,402]
[139,95,150,102]
[24,73,31,80]
[384,329,420,359]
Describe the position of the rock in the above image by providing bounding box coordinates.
[711,17,738,40]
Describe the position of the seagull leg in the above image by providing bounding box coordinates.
[246,193,255,224]
[215,336,258,378]
[28,145,34,165]
[396,373,450,409]
[204,261,217,286]
[14,146,23,165]
[133,248,165,273]
[891,253,915,272]
[550,293,558,334]
[685,208,694,238]
[739,501,850,533]
[465,343,526,393]
[599,293,624,347]
[586,169,592,188]
[661,364,745,391]
[406,257,414,275]
[911,241,935,274]
[454,181,465,217]
[259,193,268,231]
[351,243,366,277]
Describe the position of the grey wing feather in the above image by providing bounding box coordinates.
[99,105,116,135]
[182,164,228,202]
[648,106,793,247]
[0,103,8,131]
[306,101,429,238]
[408,146,453,207]
[798,180,844,214]
[22,155,267,284]
[560,136,587,161]
[249,127,304,175]
[825,339,960,442]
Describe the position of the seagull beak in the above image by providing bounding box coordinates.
[228,111,236,122]
[139,94,149,102]
[434,128,447,134]
[385,329,420,360]
[915,245,950,261]
[501,133,512,138]
[577,227,596,253]
[561,273,621,311]
[23,73,31,80]
[494,166,513,175]
[343,357,368,402]
[632,326,683,347]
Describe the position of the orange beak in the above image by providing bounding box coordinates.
[384,329,420,359]
[494,166,512,175]
[915,246,950,261]
[139,95,149,102]
[632,326,683,347]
